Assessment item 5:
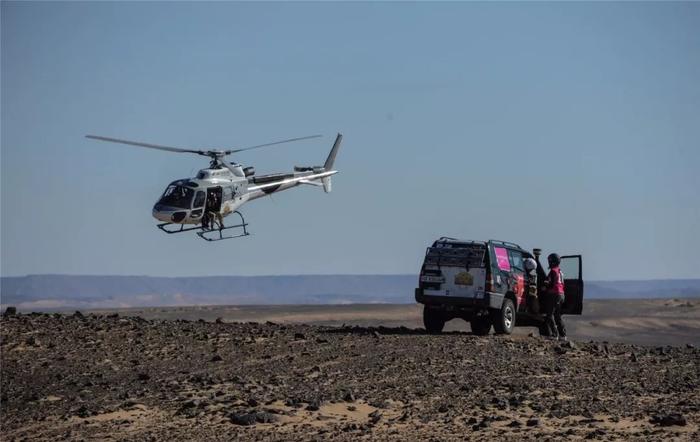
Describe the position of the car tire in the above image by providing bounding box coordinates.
[470,316,491,336]
[491,298,516,335]
[423,307,445,334]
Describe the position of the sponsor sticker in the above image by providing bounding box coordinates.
[495,247,511,271]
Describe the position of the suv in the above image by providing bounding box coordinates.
[414,237,583,335]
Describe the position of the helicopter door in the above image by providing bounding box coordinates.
[206,187,223,211]
[191,191,206,218]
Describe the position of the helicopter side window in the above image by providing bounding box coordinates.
[222,186,234,201]
[158,185,195,209]
[193,191,206,208]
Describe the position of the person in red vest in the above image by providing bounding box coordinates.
[543,253,567,341]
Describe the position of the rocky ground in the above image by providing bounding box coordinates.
[1,312,699,441]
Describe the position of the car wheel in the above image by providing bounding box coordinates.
[492,298,515,335]
[470,316,491,336]
[423,307,445,334]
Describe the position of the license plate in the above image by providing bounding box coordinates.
[455,271,474,286]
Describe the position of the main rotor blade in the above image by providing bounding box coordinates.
[226,134,322,154]
[85,135,206,155]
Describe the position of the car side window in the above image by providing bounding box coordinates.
[508,249,524,272]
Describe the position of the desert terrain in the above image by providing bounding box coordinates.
[1,299,699,441]
[99,298,700,347]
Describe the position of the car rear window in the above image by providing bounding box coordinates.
[425,242,486,268]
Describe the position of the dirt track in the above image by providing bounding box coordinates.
[2,312,699,441]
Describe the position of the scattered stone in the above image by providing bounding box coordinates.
[585,428,607,439]
[492,397,508,410]
[230,412,258,426]
[527,417,540,427]
[306,399,321,411]
[285,397,301,408]
[472,417,490,431]
[2,312,698,440]
[255,411,277,423]
[650,413,687,427]
[294,333,305,340]
[342,423,358,432]
[73,405,90,418]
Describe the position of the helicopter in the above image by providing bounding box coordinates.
[85,133,343,241]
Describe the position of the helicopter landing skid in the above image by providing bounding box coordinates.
[156,211,250,242]
[196,211,250,242]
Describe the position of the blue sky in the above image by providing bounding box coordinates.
[2,2,699,280]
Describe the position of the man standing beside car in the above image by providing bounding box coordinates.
[543,253,567,341]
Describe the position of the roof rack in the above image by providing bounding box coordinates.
[437,237,486,245]
[488,239,522,249]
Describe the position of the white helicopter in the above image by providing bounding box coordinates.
[86,133,343,241]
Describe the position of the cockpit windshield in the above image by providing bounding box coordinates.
[158,185,194,209]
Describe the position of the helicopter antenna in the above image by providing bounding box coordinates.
[226,135,322,154]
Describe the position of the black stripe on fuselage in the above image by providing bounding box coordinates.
[262,184,283,194]
[250,173,294,185]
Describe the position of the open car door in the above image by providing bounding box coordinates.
[560,255,583,315]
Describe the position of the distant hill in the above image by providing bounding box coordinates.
[1,274,699,311]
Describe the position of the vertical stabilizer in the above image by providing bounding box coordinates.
[324,133,343,171]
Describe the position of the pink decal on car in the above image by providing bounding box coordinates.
[495,247,511,271]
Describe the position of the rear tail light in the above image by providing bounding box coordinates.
[485,272,494,292]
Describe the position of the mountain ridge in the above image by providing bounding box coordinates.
[2,274,699,310]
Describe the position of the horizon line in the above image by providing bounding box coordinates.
[2,273,700,284]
